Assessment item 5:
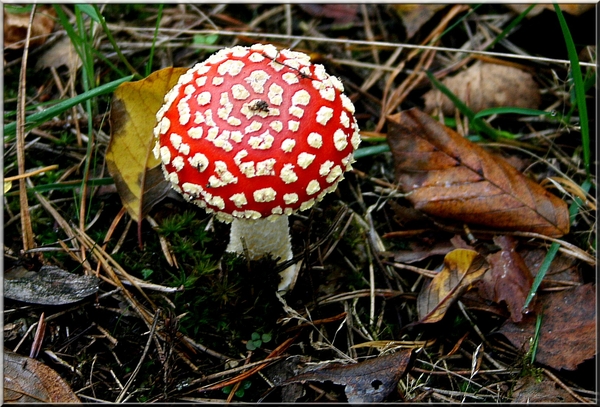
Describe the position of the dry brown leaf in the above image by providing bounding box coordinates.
[298,4,360,25]
[511,375,577,403]
[392,4,447,39]
[423,62,541,115]
[4,350,80,403]
[417,249,489,323]
[3,6,56,50]
[498,283,596,371]
[507,4,595,18]
[479,235,534,322]
[387,108,570,237]
[283,350,413,403]
[107,67,188,222]
[35,36,82,71]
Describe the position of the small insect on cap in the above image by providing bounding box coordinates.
[153,44,361,223]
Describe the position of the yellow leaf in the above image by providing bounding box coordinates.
[4,180,12,193]
[107,67,188,222]
[417,249,489,323]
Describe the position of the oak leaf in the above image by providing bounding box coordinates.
[387,108,570,237]
[107,67,188,222]
[417,249,489,323]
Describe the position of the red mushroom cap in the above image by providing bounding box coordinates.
[153,44,360,222]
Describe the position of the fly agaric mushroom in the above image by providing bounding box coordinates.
[153,44,360,293]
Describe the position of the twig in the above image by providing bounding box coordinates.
[4,165,59,182]
[542,367,594,404]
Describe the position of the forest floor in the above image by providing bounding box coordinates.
[3,4,597,403]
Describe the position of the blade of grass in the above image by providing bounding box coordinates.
[354,144,390,159]
[425,70,504,140]
[146,4,164,77]
[91,4,141,78]
[554,3,591,178]
[530,313,543,364]
[522,178,593,310]
[16,5,38,253]
[473,107,556,120]
[73,4,99,230]
[485,4,536,50]
[3,75,133,138]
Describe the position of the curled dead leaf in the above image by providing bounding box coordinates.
[387,108,570,237]
[3,6,56,50]
[417,249,489,323]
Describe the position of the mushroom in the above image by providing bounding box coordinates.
[153,44,360,293]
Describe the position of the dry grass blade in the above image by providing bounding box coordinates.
[15,5,37,254]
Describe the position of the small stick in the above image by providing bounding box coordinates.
[29,312,46,358]
[4,165,59,182]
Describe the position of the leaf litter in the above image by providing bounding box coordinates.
[2,3,595,404]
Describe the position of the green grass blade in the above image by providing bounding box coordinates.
[54,5,86,67]
[553,4,591,177]
[3,75,134,138]
[354,144,390,159]
[76,4,101,23]
[522,178,592,311]
[92,4,140,78]
[530,313,543,364]
[522,242,560,311]
[486,4,536,50]
[146,4,164,77]
[425,70,503,140]
[473,107,555,120]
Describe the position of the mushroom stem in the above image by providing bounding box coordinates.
[225,216,298,293]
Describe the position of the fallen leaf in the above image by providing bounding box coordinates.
[35,36,82,71]
[498,284,596,370]
[261,355,308,402]
[417,249,489,323]
[387,108,570,237]
[283,350,413,403]
[3,6,56,50]
[4,265,99,305]
[423,62,541,115]
[107,67,188,222]
[383,240,455,264]
[522,249,583,285]
[479,235,534,322]
[510,375,577,403]
[298,4,360,25]
[507,4,595,18]
[392,4,447,39]
[4,350,80,403]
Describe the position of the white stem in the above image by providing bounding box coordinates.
[225,215,299,293]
